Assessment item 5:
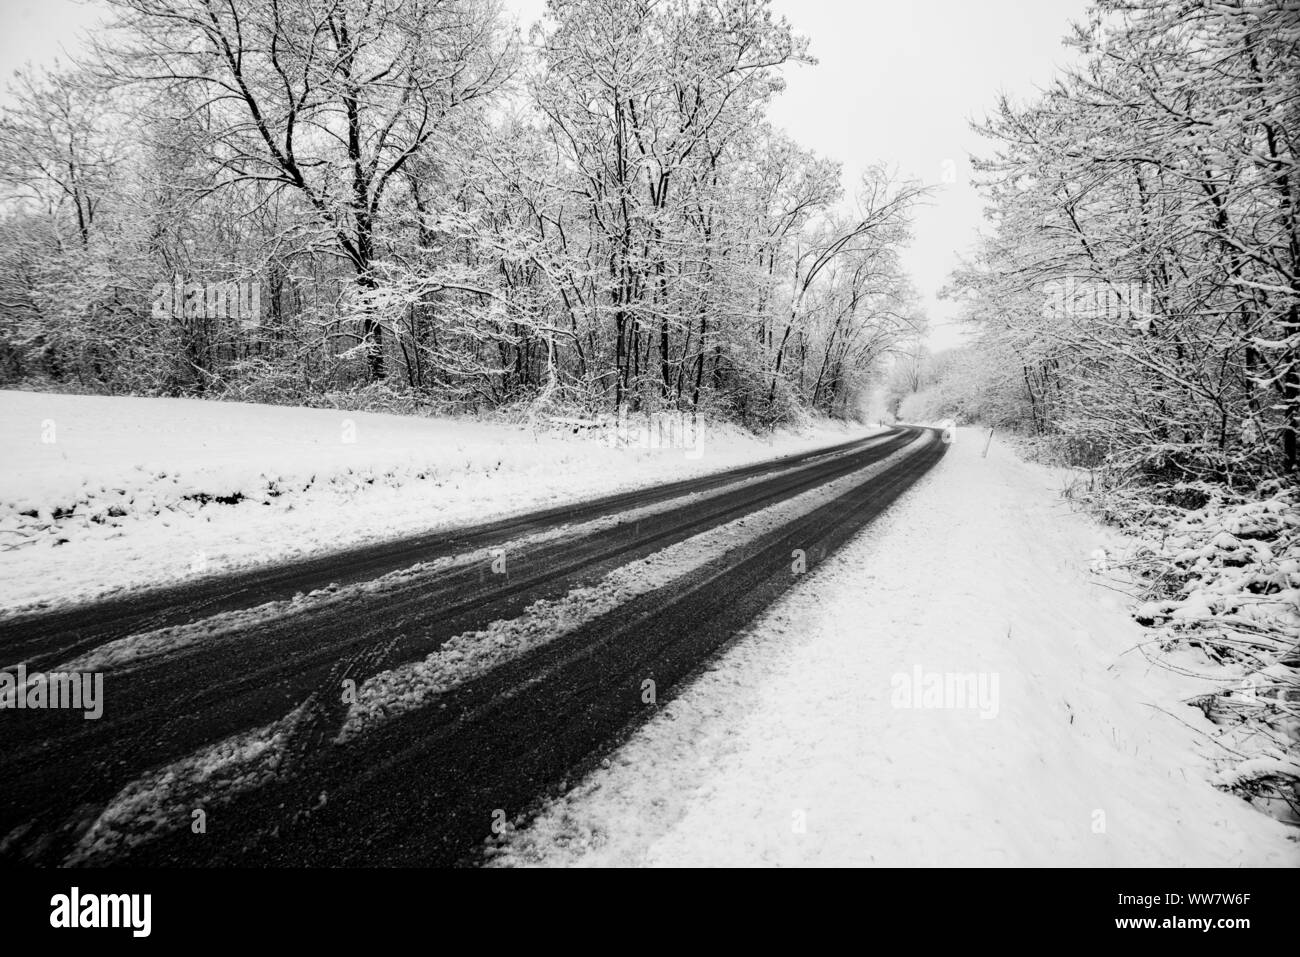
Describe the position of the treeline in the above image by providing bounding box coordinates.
[940,0,1298,484]
[0,0,926,427]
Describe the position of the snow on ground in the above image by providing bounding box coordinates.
[68,702,310,865]
[489,429,1300,867]
[0,390,876,613]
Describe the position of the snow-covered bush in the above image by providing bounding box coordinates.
[1094,484,1300,821]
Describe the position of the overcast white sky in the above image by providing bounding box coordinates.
[1,0,1090,351]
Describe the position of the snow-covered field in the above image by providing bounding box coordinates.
[0,390,874,613]
[489,430,1300,867]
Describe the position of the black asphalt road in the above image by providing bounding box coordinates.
[0,426,945,866]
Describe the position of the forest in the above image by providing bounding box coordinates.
[896,0,1298,490]
[0,0,927,428]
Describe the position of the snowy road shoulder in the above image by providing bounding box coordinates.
[490,431,1300,867]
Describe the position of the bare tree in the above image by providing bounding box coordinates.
[95,0,515,379]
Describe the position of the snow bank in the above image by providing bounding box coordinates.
[1099,486,1300,823]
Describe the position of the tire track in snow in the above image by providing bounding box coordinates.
[1,429,917,864]
[62,435,931,863]
[106,432,946,866]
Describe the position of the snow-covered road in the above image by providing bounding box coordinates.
[1,416,944,865]
[492,430,1298,867]
[2,389,1292,868]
